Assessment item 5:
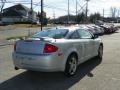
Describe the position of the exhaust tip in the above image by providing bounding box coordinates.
[15,67,19,70]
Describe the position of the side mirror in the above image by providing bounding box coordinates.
[93,34,98,39]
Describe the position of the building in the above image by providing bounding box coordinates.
[1,4,38,24]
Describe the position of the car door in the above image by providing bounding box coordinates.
[77,29,95,61]
[69,31,85,63]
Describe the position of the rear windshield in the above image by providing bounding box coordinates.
[32,29,68,39]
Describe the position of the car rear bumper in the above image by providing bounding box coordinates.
[12,52,65,72]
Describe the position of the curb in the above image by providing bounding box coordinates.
[0,41,14,47]
[0,43,13,46]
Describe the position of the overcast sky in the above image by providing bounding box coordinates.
[3,0,120,18]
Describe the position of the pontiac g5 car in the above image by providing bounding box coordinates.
[12,26,103,76]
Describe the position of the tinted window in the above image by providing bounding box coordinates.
[32,29,68,39]
[77,29,92,39]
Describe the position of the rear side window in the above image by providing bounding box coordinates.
[32,29,68,39]
[77,29,92,39]
[69,31,80,39]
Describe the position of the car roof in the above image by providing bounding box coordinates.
[47,26,81,32]
[74,25,89,29]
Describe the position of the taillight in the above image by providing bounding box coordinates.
[43,43,58,53]
[14,43,16,51]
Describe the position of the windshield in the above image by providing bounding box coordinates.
[32,29,68,39]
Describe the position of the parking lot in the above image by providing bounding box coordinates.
[0,30,120,90]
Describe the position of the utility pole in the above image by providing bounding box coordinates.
[117,9,119,23]
[53,10,56,25]
[31,0,33,22]
[76,0,78,23]
[103,9,104,21]
[85,0,89,22]
[53,10,55,20]
[76,0,78,17]
[31,0,33,12]
[41,0,43,31]
[67,0,70,24]
[28,0,33,36]
[103,9,104,17]
[118,9,119,17]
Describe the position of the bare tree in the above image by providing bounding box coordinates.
[117,9,120,17]
[0,0,6,13]
[110,7,117,18]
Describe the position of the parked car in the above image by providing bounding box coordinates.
[100,25,112,34]
[86,25,102,35]
[12,26,103,76]
[100,23,117,34]
[108,24,118,32]
[92,25,105,35]
[0,21,3,26]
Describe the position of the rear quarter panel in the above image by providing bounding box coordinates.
[53,39,84,70]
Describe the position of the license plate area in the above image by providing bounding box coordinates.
[16,55,35,61]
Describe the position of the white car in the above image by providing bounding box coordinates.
[12,26,103,76]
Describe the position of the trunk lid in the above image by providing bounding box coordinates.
[15,38,55,55]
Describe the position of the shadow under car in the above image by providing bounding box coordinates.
[0,57,102,90]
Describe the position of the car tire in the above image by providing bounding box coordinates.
[64,54,77,77]
[97,45,103,59]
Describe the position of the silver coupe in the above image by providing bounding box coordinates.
[12,26,103,76]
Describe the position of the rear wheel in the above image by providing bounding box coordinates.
[97,45,103,59]
[65,54,77,77]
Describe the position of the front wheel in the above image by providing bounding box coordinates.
[97,45,103,59]
[64,55,77,77]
